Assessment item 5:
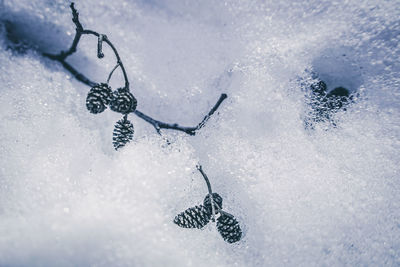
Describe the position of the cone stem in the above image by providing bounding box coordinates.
[197,164,216,222]
[197,165,212,195]
[107,63,120,84]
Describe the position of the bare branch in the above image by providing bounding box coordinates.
[57,59,97,87]
[134,93,227,136]
[42,2,228,136]
[196,93,227,130]
[44,3,129,89]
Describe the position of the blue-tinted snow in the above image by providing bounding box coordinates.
[0,0,399,266]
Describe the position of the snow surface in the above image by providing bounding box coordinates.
[1,0,400,266]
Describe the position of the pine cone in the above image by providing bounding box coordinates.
[174,205,211,229]
[110,87,137,114]
[86,83,112,114]
[203,193,223,214]
[113,117,134,150]
[217,213,242,243]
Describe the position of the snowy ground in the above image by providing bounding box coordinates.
[1,0,400,266]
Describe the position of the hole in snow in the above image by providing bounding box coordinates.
[302,47,364,129]
[311,46,364,94]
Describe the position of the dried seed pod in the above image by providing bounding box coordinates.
[86,83,112,114]
[113,117,134,150]
[217,213,242,243]
[110,87,137,114]
[174,205,211,229]
[203,193,223,214]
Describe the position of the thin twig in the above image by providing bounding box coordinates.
[97,34,105,58]
[107,63,120,84]
[197,164,216,222]
[101,35,129,89]
[196,93,227,130]
[44,3,129,89]
[40,56,227,135]
[134,93,227,136]
[42,2,228,136]
[54,59,97,87]
[196,165,212,194]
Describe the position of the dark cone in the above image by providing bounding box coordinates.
[110,87,137,114]
[174,205,211,229]
[203,193,223,214]
[113,117,134,150]
[217,213,242,243]
[326,87,350,110]
[86,83,112,114]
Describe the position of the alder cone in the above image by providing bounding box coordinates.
[217,213,242,243]
[86,83,112,114]
[110,87,137,114]
[174,205,211,229]
[203,193,223,214]
[113,117,134,150]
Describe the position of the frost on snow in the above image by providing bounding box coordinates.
[1,0,400,266]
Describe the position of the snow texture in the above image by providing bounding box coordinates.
[1,0,400,266]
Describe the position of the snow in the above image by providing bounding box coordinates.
[1,0,400,266]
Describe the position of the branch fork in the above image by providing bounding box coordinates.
[43,2,227,137]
